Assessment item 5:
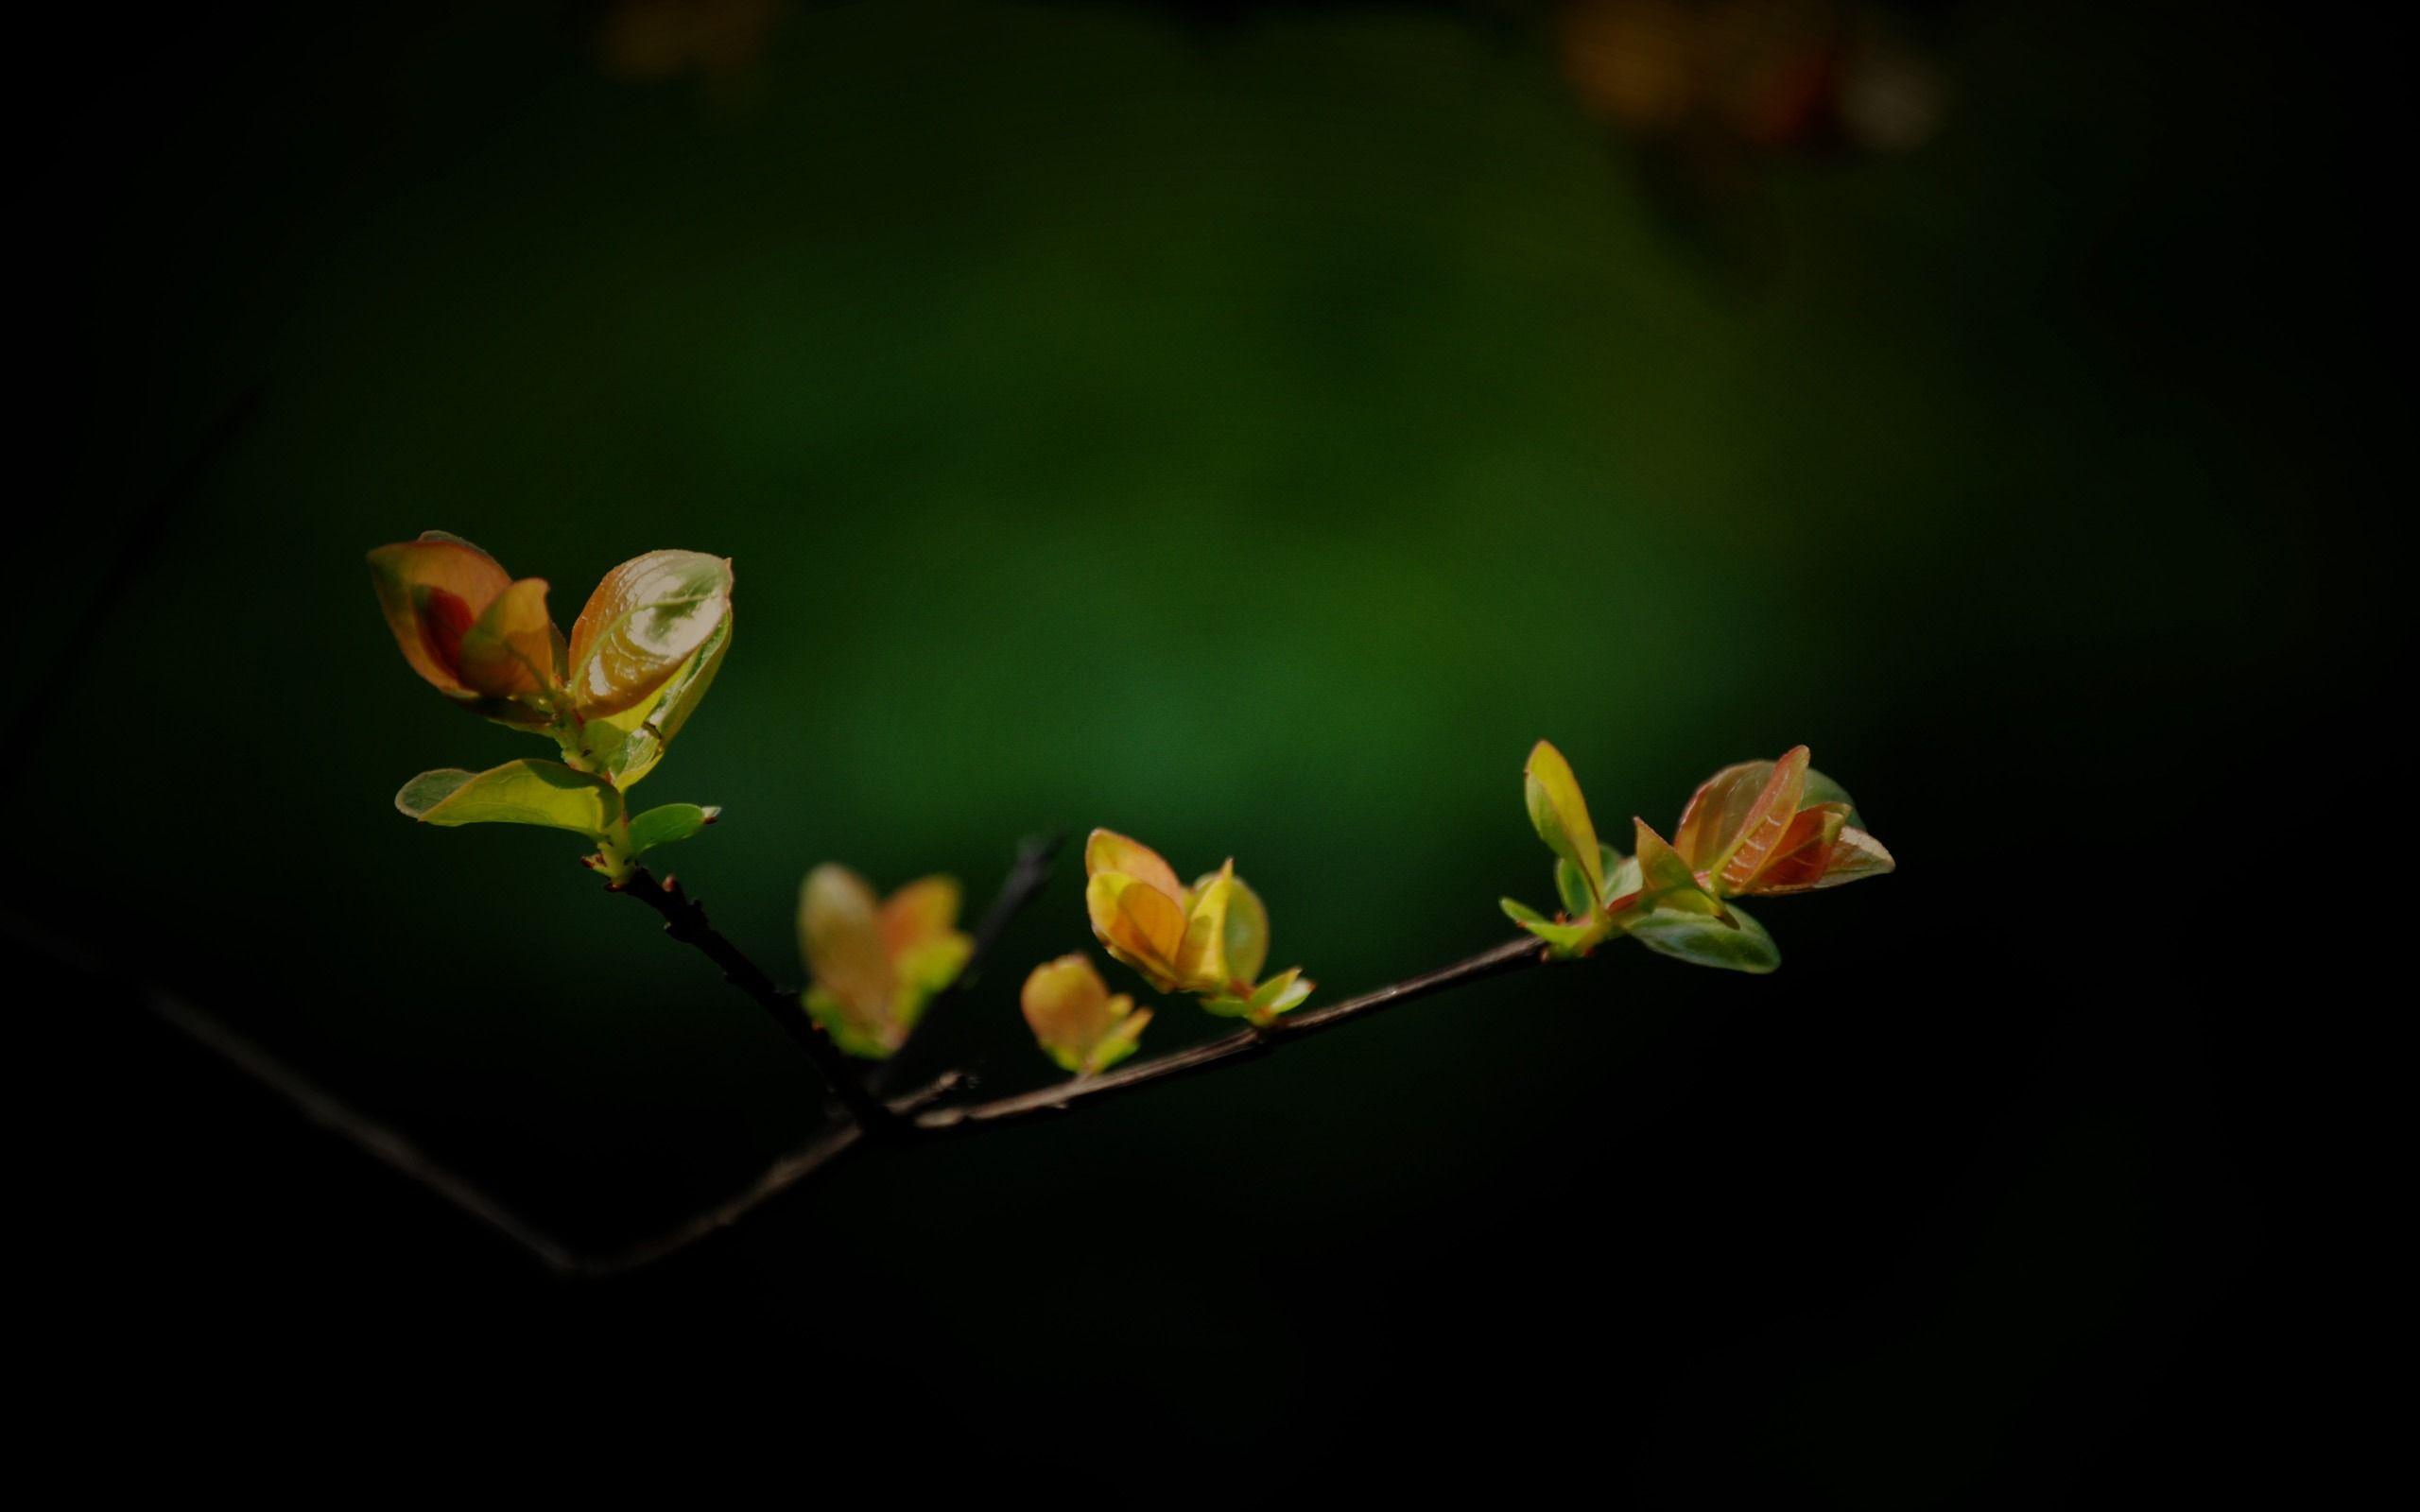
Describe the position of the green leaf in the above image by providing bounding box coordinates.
[1555,858,1598,919]
[1500,897,1605,958]
[394,760,619,835]
[1628,903,1780,974]
[1524,740,1604,903]
[628,802,719,856]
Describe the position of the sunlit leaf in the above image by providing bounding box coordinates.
[1673,759,1772,872]
[1084,828,1184,902]
[798,865,896,1054]
[1628,902,1781,973]
[1021,954,1152,1075]
[879,876,961,957]
[367,533,511,696]
[1217,872,1270,988]
[803,986,899,1061]
[394,759,618,835]
[628,801,718,856]
[1524,740,1605,903]
[567,549,734,719]
[1737,802,1848,893]
[1086,871,1187,990]
[576,614,731,788]
[454,577,559,698]
[1712,746,1809,893]
[1817,826,1896,887]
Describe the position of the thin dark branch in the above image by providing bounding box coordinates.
[914,935,1546,1133]
[3,382,265,798]
[894,831,1063,1056]
[577,1074,964,1278]
[614,867,900,1137]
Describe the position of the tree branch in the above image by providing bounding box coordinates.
[913,935,1546,1133]
[614,867,901,1137]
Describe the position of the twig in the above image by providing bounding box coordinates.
[914,935,1546,1133]
[576,1073,965,1277]
[2,382,265,799]
[5,905,583,1274]
[893,831,1063,1057]
[614,868,901,1138]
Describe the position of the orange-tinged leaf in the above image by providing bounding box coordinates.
[1737,802,1850,893]
[1021,954,1150,1075]
[1714,746,1810,893]
[1086,872,1186,988]
[1525,740,1605,903]
[455,577,559,697]
[1673,760,1772,871]
[367,533,511,694]
[880,876,962,958]
[567,549,734,718]
[1084,829,1184,902]
[1817,827,1896,886]
[798,865,894,1035]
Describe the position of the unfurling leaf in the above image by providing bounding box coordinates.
[799,864,972,1059]
[1084,828,1309,1015]
[1021,954,1152,1075]
[1665,745,1894,897]
[567,550,735,719]
[395,759,619,835]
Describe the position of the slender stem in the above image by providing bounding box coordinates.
[893,831,1063,1057]
[614,867,901,1137]
[914,935,1546,1133]
[578,1073,965,1277]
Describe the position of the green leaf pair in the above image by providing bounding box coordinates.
[396,759,718,873]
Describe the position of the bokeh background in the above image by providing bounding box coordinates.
[31,0,2373,1497]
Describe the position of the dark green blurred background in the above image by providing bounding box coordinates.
[30,0,2369,1497]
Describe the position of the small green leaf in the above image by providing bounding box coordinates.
[1555,858,1597,919]
[1628,903,1780,974]
[395,760,619,835]
[1500,897,1605,958]
[628,802,719,856]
